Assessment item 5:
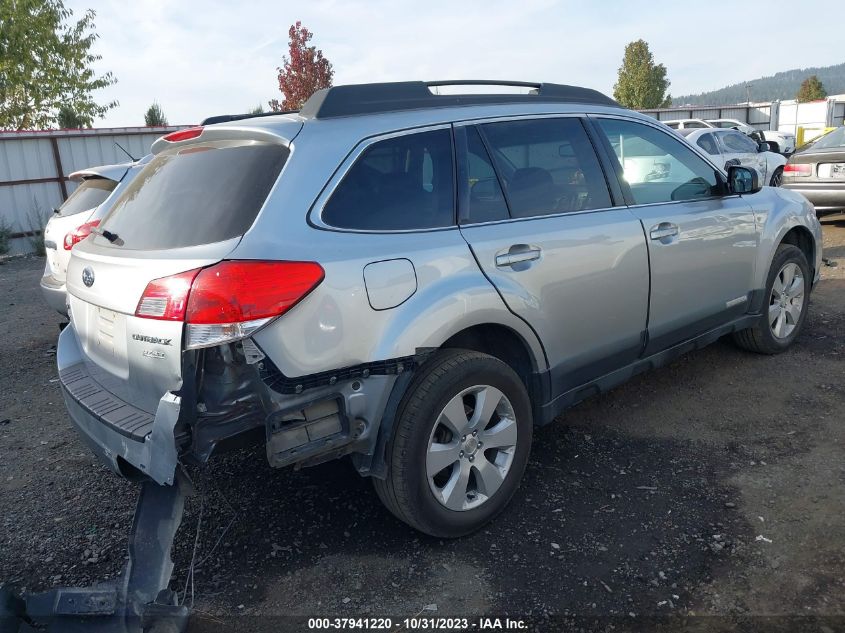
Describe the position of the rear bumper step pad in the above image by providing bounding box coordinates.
[60,363,154,441]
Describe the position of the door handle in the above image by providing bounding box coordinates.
[649,222,679,240]
[495,246,542,267]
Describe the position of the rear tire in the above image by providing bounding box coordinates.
[769,166,783,187]
[733,244,810,354]
[373,349,532,538]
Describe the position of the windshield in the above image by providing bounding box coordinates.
[56,178,117,217]
[809,127,845,150]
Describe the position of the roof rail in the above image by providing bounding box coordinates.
[299,80,618,119]
[200,110,299,126]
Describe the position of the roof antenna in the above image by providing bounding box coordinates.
[114,141,138,162]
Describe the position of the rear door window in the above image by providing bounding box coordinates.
[97,140,288,250]
[322,128,454,230]
[57,178,116,217]
[696,133,720,156]
[462,126,509,224]
[479,118,611,218]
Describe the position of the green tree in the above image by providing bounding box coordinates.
[796,75,827,102]
[613,39,671,109]
[144,102,167,126]
[248,103,264,115]
[57,104,89,128]
[0,0,117,130]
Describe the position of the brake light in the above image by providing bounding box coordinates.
[134,261,324,349]
[161,127,204,142]
[784,163,812,176]
[135,268,200,321]
[63,220,100,250]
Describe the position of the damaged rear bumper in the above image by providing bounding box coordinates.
[58,323,407,484]
[57,325,181,486]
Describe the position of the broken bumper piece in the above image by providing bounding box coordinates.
[2,472,193,633]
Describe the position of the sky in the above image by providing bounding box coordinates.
[66,0,838,128]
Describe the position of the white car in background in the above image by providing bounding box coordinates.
[40,159,148,315]
[680,127,787,186]
[661,118,713,130]
[706,118,796,155]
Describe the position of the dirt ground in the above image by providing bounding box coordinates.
[1,217,844,632]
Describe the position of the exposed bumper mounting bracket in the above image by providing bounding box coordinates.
[1,470,193,633]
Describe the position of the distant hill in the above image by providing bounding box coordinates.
[672,62,845,106]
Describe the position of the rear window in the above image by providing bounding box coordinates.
[97,140,288,250]
[57,178,116,217]
[810,126,845,149]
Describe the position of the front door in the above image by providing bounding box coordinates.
[592,116,760,354]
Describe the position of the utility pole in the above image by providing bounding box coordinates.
[745,83,752,104]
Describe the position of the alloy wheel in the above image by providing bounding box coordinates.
[769,262,805,339]
[426,385,518,511]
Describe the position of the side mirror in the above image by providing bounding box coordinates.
[728,165,761,195]
[758,142,771,152]
[724,158,741,170]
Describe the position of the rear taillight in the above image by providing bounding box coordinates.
[784,163,812,177]
[161,127,203,142]
[135,268,200,321]
[63,220,100,250]
[134,261,324,349]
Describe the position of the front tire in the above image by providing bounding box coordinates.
[733,244,810,354]
[770,166,783,187]
[374,349,532,538]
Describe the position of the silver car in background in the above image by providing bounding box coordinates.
[58,80,822,539]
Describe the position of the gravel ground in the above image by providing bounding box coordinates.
[0,217,843,631]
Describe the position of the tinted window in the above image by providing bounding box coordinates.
[57,178,116,217]
[685,121,709,128]
[696,133,720,156]
[721,131,757,153]
[664,122,680,129]
[98,141,288,250]
[322,129,454,230]
[596,118,723,205]
[480,118,611,218]
[463,127,508,223]
[811,126,845,149]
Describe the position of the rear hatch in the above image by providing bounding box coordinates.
[66,124,299,413]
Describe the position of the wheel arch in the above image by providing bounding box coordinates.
[779,224,816,279]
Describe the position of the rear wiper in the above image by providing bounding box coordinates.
[91,227,120,243]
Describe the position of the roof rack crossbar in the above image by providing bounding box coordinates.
[299,80,618,120]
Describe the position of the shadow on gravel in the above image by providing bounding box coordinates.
[171,421,752,624]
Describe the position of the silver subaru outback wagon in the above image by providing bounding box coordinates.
[59,80,822,538]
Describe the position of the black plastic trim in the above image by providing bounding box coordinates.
[299,81,619,120]
[259,354,424,395]
[59,363,154,441]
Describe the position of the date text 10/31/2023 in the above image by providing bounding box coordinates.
[307,617,528,630]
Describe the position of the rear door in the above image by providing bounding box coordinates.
[456,117,650,396]
[592,116,759,354]
[66,135,293,413]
